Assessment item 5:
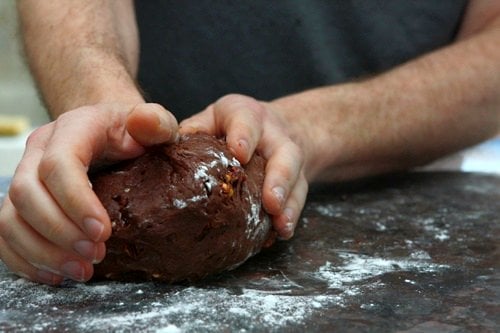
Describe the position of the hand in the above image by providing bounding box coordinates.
[0,102,178,284]
[179,94,309,240]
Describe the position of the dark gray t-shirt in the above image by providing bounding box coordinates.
[134,1,467,120]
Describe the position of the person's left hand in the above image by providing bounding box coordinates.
[179,94,309,239]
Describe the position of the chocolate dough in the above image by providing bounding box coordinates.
[91,133,275,282]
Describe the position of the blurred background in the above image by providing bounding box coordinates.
[0,0,49,176]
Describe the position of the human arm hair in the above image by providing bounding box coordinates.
[271,0,500,181]
[17,0,144,118]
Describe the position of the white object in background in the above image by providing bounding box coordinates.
[419,138,500,175]
[461,138,500,174]
[0,128,31,177]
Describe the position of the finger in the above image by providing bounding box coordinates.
[126,103,179,145]
[36,109,128,242]
[0,197,93,282]
[211,94,264,164]
[1,124,78,283]
[272,172,308,240]
[0,235,63,285]
[179,104,216,135]
[11,145,106,262]
[261,139,304,216]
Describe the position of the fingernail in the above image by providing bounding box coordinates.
[93,242,106,264]
[272,186,286,208]
[15,271,31,280]
[36,270,60,285]
[188,126,198,133]
[282,208,295,239]
[61,261,85,282]
[158,112,176,134]
[73,240,97,261]
[154,112,179,144]
[83,218,104,241]
[238,139,249,152]
[173,131,180,143]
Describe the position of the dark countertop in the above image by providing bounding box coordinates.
[0,172,499,332]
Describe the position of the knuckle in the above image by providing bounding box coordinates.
[56,108,83,122]
[218,94,263,112]
[38,153,60,184]
[25,126,47,146]
[249,103,266,121]
[45,221,66,242]
[289,142,304,162]
[0,215,14,243]
[275,163,293,182]
[55,107,99,128]
[288,196,301,213]
[8,178,29,209]
[218,93,247,104]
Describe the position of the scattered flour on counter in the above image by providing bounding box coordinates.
[409,250,432,260]
[314,203,343,218]
[0,270,340,332]
[313,202,454,242]
[76,287,340,332]
[315,252,448,290]
[0,197,453,332]
[375,222,387,232]
[156,325,182,333]
[419,217,450,242]
[434,230,450,241]
[0,250,450,332]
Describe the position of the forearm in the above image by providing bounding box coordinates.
[17,0,143,118]
[274,20,500,182]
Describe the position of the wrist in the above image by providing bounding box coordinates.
[43,64,145,119]
[270,83,363,181]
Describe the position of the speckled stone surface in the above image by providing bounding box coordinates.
[0,172,499,332]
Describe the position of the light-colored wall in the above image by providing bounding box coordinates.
[0,0,50,126]
[0,0,50,176]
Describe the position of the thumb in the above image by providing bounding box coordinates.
[126,103,179,146]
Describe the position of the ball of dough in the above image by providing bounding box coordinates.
[91,133,275,282]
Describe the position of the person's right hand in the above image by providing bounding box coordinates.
[0,102,178,285]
